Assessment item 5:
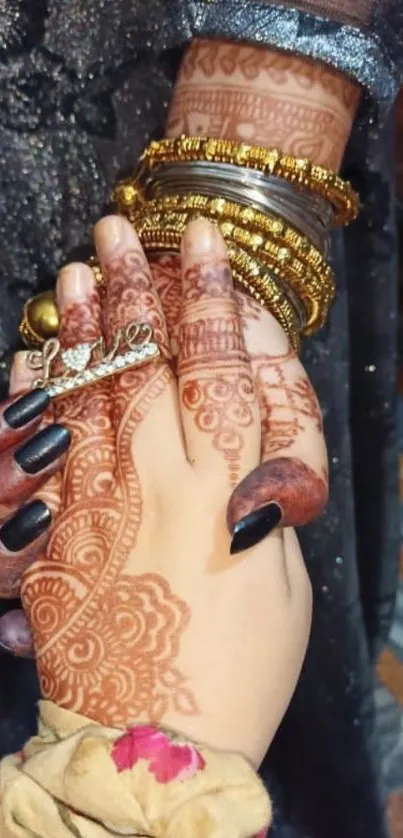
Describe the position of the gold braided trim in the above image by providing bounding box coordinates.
[139,137,359,226]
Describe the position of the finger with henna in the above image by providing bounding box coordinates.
[228,457,328,554]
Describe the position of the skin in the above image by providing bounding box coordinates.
[6,215,319,765]
[0,43,358,747]
[167,39,361,170]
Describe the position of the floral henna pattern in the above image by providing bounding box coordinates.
[22,285,196,724]
[182,375,255,484]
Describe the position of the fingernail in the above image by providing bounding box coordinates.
[56,263,94,312]
[4,390,50,429]
[94,215,128,254]
[15,424,71,475]
[230,503,282,555]
[0,610,34,657]
[182,218,227,259]
[0,500,52,552]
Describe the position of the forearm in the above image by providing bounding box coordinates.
[166,38,361,171]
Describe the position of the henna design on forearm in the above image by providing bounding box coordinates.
[22,254,197,726]
[167,40,360,169]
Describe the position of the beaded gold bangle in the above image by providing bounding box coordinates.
[132,206,332,333]
[121,216,302,350]
[117,189,329,275]
[139,137,359,226]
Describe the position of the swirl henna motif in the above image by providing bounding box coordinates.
[22,262,197,727]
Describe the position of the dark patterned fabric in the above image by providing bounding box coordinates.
[0,2,402,837]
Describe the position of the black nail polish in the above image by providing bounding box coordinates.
[4,390,50,429]
[0,500,52,552]
[15,424,71,474]
[230,503,282,555]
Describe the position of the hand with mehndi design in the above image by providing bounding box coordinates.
[3,215,327,764]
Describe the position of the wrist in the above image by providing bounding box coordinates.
[166,38,361,171]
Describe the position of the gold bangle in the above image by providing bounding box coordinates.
[119,190,330,276]
[132,206,332,332]
[139,137,359,226]
[121,215,302,350]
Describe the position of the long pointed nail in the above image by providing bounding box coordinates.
[56,263,94,313]
[230,503,282,555]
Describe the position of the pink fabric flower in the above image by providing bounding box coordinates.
[112,725,206,783]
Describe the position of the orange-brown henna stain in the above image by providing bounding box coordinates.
[168,40,360,169]
[178,258,255,483]
[227,456,328,534]
[167,87,346,167]
[22,254,196,727]
[181,40,359,108]
[58,289,103,349]
[103,248,170,357]
[254,353,324,459]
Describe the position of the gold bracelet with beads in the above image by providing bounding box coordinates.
[119,214,303,349]
[128,193,335,328]
[118,190,331,277]
[138,137,359,226]
[131,206,332,333]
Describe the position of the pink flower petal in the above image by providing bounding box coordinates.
[112,726,205,784]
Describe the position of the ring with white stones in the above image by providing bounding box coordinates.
[25,322,161,399]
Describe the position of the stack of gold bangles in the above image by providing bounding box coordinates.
[19,137,359,353]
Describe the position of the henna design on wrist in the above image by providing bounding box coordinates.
[167,40,360,169]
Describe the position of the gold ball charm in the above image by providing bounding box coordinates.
[19,290,60,348]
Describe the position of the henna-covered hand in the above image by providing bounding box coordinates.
[15,217,315,765]
[150,253,328,553]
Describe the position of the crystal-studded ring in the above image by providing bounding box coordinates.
[26,321,161,399]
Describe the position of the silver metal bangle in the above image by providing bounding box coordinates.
[141,161,332,256]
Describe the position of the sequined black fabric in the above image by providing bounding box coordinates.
[0,2,402,837]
